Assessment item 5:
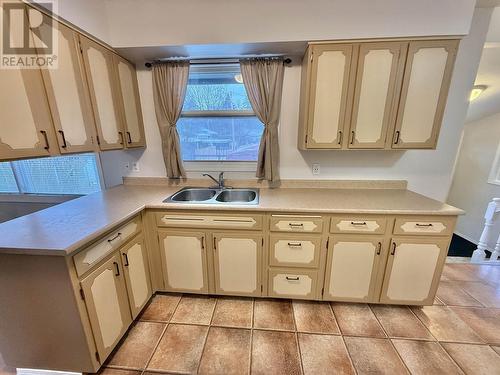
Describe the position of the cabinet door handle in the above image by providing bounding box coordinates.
[122,252,129,267]
[394,130,400,144]
[201,236,205,250]
[40,130,50,150]
[126,131,132,144]
[213,236,217,250]
[350,221,367,226]
[58,130,67,148]
[113,261,120,276]
[350,130,355,144]
[376,242,382,255]
[107,232,122,243]
[390,242,396,256]
[286,276,300,281]
[415,223,433,227]
[118,131,124,145]
[338,130,343,145]
[287,242,302,247]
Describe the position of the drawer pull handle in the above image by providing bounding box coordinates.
[108,232,122,243]
[122,253,129,267]
[390,242,396,256]
[286,276,300,281]
[415,223,433,227]
[287,242,302,247]
[289,223,304,228]
[377,242,382,255]
[350,221,367,226]
[113,261,120,276]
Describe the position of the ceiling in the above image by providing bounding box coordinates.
[466,6,500,122]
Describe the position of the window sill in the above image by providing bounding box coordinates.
[183,161,257,172]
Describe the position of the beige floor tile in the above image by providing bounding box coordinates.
[198,327,251,375]
[451,307,500,345]
[344,337,408,374]
[371,305,434,340]
[434,297,445,305]
[97,369,141,375]
[251,330,301,375]
[139,294,181,322]
[392,339,464,374]
[441,264,484,282]
[170,295,216,325]
[147,324,208,373]
[293,300,340,334]
[436,281,484,307]
[108,322,165,369]
[442,343,500,375]
[211,297,253,328]
[299,333,354,375]
[253,299,295,331]
[456,281,500,308]
[331,303,385,338]
[411,306,483,343]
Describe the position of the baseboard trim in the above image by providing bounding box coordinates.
[17,369,81,375]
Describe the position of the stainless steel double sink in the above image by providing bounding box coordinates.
[164,187,259,205]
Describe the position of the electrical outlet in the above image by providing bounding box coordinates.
[124,162,130,170]
[132,162,140,172]
[312,163,320,175]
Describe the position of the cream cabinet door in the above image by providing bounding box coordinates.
[0,5,57,160]
[324,236,385,302]
[158,230,208,293]
[392,40,458,149]
[80,253,132,361]
[80,36,124,150]
[306,44,354,148]
[348,42,406,149]
[120,235,152,319]
[380,237,449,305]
[213,233,262,297]
[114,54,146,148]
[37,21,96,153]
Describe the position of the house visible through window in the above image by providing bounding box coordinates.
[0,153,102,195]
[177,64,263,161]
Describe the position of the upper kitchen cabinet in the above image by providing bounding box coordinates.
[391,40,458,149]
[348,42,406,149]
[113,54,146,148]
[79,36,125,150]
[298,39,459,151]
[298,44,355,149]
[37,20,97,154]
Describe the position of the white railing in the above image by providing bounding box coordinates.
[471,198,500,263]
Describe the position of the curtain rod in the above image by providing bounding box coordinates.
[144,57,292,68]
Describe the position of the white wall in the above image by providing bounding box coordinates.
[447,112,500,246]
[102,0,474,47]
[100,7,493,202]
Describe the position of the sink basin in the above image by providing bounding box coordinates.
[164,187,259,205]
[215,189,257,203]
[169,188,217,202]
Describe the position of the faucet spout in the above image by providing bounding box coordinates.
[202,173,225,189]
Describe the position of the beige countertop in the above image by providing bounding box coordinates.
[0,184,463,256]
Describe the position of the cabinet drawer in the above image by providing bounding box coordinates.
[268,268,318,299]
[270,215,323,233]
[330,216,387,234]
[269,234,321,268]
[74,216,142,277]
[156,212,263,230]
[393,216,455,236]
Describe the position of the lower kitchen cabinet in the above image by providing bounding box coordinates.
[268,268,318,300]
[213,233,263,296]
[324,235,385,302]
[158,230,209,293]
[379,237,449,305]
[80,253,132,361]
[120,234,152,319]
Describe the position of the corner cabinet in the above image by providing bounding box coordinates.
[298,39,459,150]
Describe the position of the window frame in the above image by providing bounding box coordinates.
[179,63,262,168]
[0,152,105,196]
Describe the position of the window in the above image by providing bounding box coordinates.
[0,153,102,195]
[177,64,263,161]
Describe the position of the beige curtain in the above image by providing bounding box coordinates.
[152,61,190,178]
[240,58,284,182]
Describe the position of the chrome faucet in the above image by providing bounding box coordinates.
[202,172,226,189]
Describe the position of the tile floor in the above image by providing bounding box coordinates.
[95,263,500,375]
[1,263,499,375]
